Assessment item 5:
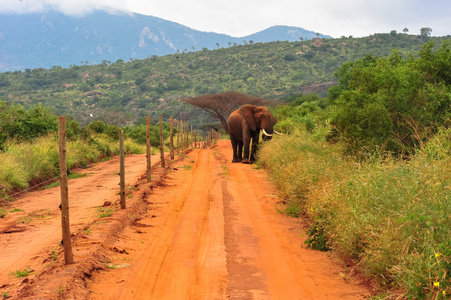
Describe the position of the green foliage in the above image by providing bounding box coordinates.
[0,101,57,151]
[258,120,451,299]
[0,130,145,197]
[123,122,171,147]
[50,247,58,261]
[87,121,120,140]
[9,267,32,278]
[0,207,7,218]
[330,41,451,157]
[0,34,447,129]
[304,223,329,251]
[97,207,113,218]
[272,93,329,134]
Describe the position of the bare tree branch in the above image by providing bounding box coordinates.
[183,91,270,132]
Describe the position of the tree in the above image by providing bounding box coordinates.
[420,27,432,40]
[403,28,409,34]
[183,91,269,132]
[330,42,451,156]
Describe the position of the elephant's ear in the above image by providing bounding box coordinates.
[239,105,257,131]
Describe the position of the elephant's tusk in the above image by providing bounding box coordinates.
[273,130,284,135]
[262,128,273,136]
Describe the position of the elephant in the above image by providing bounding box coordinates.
[227,104,279,164]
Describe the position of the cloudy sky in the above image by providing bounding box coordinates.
[1,0,450,38]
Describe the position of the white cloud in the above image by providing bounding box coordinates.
[1,0,450,38]
[0,0,124,16]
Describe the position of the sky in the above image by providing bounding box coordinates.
[1,0,450,38]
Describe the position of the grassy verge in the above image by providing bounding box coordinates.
[0,134,147,200]
[257,128,451,299]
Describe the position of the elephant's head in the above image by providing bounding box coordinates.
[239,104,277,141]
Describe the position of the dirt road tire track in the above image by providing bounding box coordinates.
[1,141,370,299]
[89,141,370,299]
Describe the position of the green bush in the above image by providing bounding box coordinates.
[87,121,120,140]
[0,101,58,151]
[330,42,451,157]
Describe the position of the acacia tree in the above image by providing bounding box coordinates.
[420,27,432,40]
[183,91,269,132]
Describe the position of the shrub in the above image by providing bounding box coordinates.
[0,101,57,151]
[258,128,451,298]
[331,42,451,157]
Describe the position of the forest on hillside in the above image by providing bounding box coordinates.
[0,33,449,129]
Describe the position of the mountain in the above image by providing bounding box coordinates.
[244,25,324,43]
[0,10,331,72]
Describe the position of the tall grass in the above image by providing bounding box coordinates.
[0,134,146,198]
[258,128,451,299]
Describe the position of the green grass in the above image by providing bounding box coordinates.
[0,207,7,218]
[258,128,451,299]
[50,247,58,261]
[9,267,32,278]
[219,166,229,176]
[97,207,114,218]
[0,133,145,198]
[178,165,192,170]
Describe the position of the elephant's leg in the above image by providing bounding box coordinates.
[231,138,239,163]
[237,142,243,162]
[242,139,251,164]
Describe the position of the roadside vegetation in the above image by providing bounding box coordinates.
[258,41,451,299]
[0,102,176,201]
[1,30,451,299]
[0,33,449,128]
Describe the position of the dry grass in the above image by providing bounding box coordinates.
[0,134,146,198]
[258,128,451,299]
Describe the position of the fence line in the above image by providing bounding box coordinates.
[0,117,219,203]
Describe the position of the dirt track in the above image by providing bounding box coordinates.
[0,140,370,299]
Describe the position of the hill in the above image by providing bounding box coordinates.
[0,33,448,128]
[0,10,330,71]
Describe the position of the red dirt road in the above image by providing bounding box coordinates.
[0,140,370,299]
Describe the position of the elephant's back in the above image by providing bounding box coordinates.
[228,109,240,121]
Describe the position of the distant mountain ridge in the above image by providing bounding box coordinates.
[0,10,331,71]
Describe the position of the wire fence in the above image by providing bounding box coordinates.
[0,119,220,204]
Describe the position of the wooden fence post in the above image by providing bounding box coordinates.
[178,120,184,151]
[183,121,186,150]
[194,128,197,148]
[170,116,174,160]
[58,116,74,265]
[146,117,151,183]
[119,130,126,209]
[185,122,189,149]
[177,120,180,150]
[182,121,185,149]
[190,125,193,148]
[159,115,165,168]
